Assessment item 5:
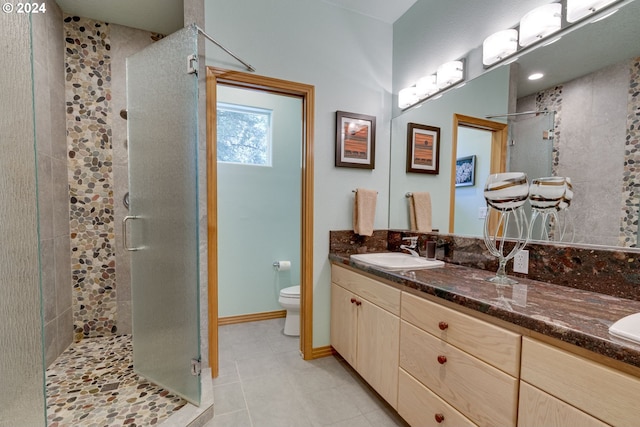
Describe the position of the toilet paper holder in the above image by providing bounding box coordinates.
[273,261,291,271]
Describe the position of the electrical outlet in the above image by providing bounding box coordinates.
[478,207,488,219]
[513,250,529,274]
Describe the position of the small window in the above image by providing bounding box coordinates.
[217,102,272,166]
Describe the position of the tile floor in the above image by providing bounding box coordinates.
[206,318,409,427]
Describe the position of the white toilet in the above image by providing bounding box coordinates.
[279,285,300,336]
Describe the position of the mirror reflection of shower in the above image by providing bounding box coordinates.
[484,111,575,243]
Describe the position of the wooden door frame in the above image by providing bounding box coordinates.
[206,67,315,376]
[449,114,508,234]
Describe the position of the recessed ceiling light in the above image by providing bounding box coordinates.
[528,73,544,80]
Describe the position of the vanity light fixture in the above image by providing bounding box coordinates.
[566,0,619,22]
[415,74,438,98]
[519,3,562,47]
[483,29,518,66]
[436,60,464,89]
[398,86,418,109]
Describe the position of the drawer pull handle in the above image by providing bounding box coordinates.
[437,355,447,364]
[435,413,445,423]
[438,321,449,330]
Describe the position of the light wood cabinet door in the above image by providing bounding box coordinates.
[400,320,518,427]
[357,297,400,408]
[399,368,476,427]
[521,337,640,426]
[330,283,357,366]
[518,381,609,427]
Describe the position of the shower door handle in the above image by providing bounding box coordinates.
[122,215,142,251]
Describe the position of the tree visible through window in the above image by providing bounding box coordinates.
[217,103,272,166]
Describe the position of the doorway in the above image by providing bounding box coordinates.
[206,68,315,377]
[449,114,508,234]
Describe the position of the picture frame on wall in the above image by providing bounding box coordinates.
[406,123,440,174]
[455,155,476,187]
[335,111,376,169]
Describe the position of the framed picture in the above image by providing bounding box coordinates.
[455,155,476,187]
[406,123,440,174]
[335,111,376,169]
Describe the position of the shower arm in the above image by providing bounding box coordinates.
[194,25,256,73]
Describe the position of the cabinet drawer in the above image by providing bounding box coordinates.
[518,381,609,427]
[398,368,476,427]
[521,338,640,426]
[401,291,520,376]
[331,264,400,315]
[400,321,518,427]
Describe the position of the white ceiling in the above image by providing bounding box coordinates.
[322,0,417,23]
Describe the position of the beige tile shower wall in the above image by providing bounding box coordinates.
[523,58,633,247]
[0,9,46,426]
[560,60,629,247]
[64,15,158,339]
[110,24,155,335]
[33,0,73,367]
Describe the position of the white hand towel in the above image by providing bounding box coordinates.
[353,188,377,236]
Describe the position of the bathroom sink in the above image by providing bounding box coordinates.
[609,313,640,344]
[350,252,444,271]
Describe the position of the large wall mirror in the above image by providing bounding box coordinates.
[389,0,640,248]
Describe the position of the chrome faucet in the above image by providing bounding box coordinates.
[400,236,420,257]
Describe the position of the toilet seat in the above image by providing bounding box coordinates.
[280,285,300,298]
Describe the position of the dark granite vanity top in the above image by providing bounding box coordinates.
[329,252,640,371]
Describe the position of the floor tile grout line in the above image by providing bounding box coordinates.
[237,360,255,427]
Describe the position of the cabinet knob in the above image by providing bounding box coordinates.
[355,300,362,306]
[350,298,357,304]
[435,413,445,423]
[437,355,447,364]
[438,321,448,330]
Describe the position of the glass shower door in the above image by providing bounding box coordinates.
[126,25,201,405]
[507,112,555,240]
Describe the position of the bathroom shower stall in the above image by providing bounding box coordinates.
[1,17,206,425]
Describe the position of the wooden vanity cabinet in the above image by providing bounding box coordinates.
[399,292,521,427]
[518,381,609,427]
[330,265,400,408]
[520,337,640,426]
[330,262,640,427]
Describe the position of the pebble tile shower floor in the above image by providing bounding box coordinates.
[46,335,186,426]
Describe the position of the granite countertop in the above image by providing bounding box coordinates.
[329,252,640,370]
